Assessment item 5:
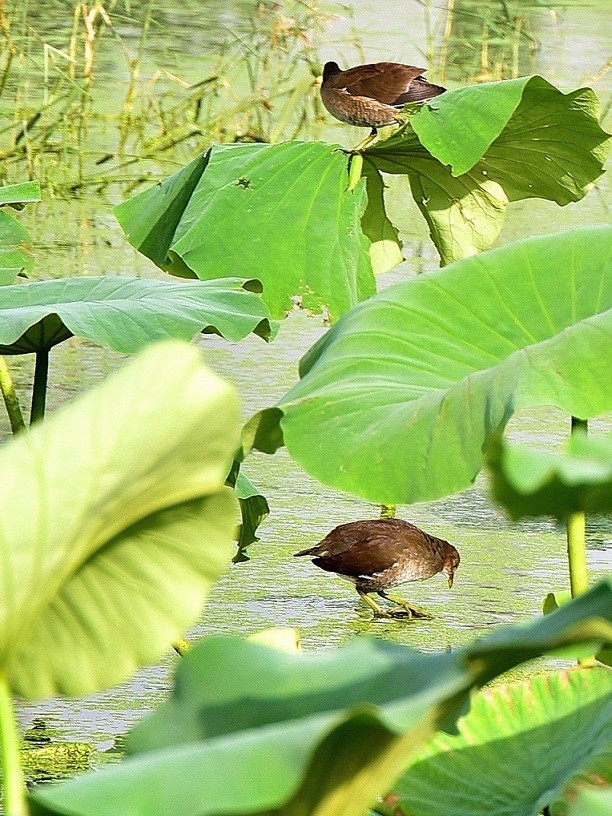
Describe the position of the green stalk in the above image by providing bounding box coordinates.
[347,152,363,192]
[567,508,589,597]
[567,417,589,598]
[567,417,593,667]
[172,636,191,656]
[29,349,49,425]
[380,504,396,519]
[0,672,28,816]
[0,356,26,433]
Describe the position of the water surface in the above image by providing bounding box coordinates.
[7,0,611,752]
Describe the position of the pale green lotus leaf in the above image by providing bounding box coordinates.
[390,668,612,816]
[0,341,240,698]
[250,227,612,504]
[28,580,612,816]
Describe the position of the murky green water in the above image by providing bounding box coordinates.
[6,0,611,755]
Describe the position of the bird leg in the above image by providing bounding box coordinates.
[356,587,392,617]
[356,588,431,620]
[378,591,432,619]
[350,127,378,152]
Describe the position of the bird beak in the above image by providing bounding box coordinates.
[447,574,454,589]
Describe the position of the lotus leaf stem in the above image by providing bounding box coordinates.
[567,417,589,598]
[30,350,49,425]
[567,509,589,597]
[380,504,396,519]
[0,356,26,433]
[0,672,28,816]
[172,637,191,656]
[347,152,364,191]
[567,417,594,667]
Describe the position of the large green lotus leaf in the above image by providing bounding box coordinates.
[113,150,212,271]
[114,142,375,320]
[0,207,35,277]
[0,180,42,208]
[0,275,272,354]
[249,227,612,504]
[367,78,609,264]
[388,668,612,816]
[488,432,612,519]
[360,162,403,275]
[0,341,240,698]
[28,580,612,816]
[407,76,609,181]
[367,138,509,266]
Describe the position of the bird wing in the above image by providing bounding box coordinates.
[394,77,446,105]
[313,533,400,578]
[339,62,428,105]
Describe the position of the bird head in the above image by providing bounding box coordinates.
[442,545,460,588]
[322,62,342,82]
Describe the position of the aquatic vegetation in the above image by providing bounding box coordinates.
[247,226,612,609]
[21,582,612,816]
[0,313,609,816]
[225,460,270,563]
[488,433,612,521]
[114,141,375,320]
[115,75,610,320]
[0,274,272,421]
[0,342,240,698]
[0,180,272,559]
[248,227,612,504]
[366,76,609,265]
[0,181,40,283]
[0,0,344,193]
[0,341,241,815]
[0,7,610,813]
[385,667,612,816]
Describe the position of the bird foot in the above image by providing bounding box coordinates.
[397,603,432,619]
[372,607,431,621]
[378,592,433,619]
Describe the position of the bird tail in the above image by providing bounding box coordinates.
[294,546,314,557]
[395,79,446,105]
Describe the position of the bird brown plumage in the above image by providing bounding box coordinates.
[295,518,460,619]
[320,61,446,150]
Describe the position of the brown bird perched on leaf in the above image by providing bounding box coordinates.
[295,518,460,619]
[320,60,446,151]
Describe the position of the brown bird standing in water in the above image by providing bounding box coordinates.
[320,61,446,151]
[295,518,460,619]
